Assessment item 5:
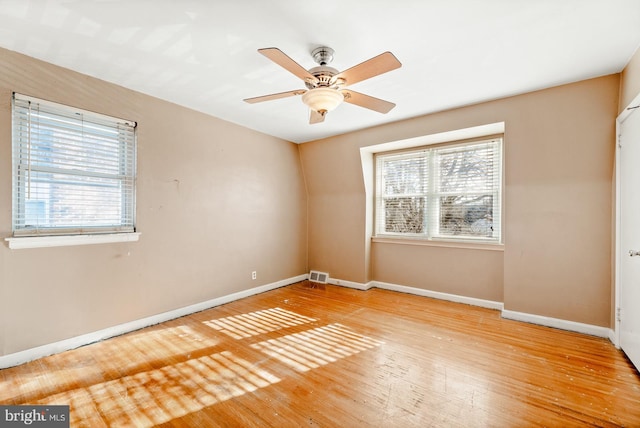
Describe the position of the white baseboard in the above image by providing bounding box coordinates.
[0,274,307,369]
[326,278,373,290]
[369,280,504,310]
[501,309,612,338]
[338,279,611,339]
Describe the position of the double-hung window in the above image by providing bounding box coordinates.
[375,137,502,243]
[11,93,137,238]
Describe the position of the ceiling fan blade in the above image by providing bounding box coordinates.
[334,52,401,87]
[258,48,318,84]
[342,89,396,113]
[309,109,326,124]
[244,89,306,104]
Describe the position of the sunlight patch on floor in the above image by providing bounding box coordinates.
[131,324,220,356]
[203,307,317,339]
[250,323,384,372]
[36,351,280,427]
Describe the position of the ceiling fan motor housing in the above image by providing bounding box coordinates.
[306,65,340,89]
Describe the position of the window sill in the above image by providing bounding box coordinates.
[5,232,141,249]
[372,236,504,251]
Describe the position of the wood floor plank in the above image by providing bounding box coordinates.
[1,281,639,427]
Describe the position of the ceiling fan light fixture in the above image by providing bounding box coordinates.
[301,87,344,113]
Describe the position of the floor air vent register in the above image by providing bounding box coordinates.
[309,270,329,283]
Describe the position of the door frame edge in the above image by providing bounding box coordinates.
[614,91,640,348]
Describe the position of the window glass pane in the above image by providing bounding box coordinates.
[439,195,493,237]
[25,200,47,227]
[384,197,426,234]
[25,171,126,228]
[382,157,425,195]
[437,145,495,194]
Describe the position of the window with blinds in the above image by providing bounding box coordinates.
[11,93,137,236]
[375,137,502,243]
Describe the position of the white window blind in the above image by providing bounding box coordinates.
[11,93,137,236]
[375,138,502,243]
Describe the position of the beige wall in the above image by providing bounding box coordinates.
[300,75,618,327]
[0,48,308,356]
[373,244,504,302]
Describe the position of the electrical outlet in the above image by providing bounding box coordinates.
[252,271,257,280]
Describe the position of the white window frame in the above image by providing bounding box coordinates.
[6,93,140,249]
[375,137,503,244]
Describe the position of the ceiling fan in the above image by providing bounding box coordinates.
[244,46,402,124]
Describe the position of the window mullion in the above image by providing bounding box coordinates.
[431,148,442,239]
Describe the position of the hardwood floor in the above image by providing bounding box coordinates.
[1,281,639,427]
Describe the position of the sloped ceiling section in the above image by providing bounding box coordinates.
[0,0,638,143]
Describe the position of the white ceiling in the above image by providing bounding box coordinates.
[0,0,639,143]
